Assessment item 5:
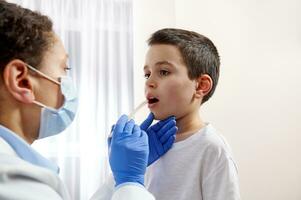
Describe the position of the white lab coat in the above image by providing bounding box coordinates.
[0,138,154,200]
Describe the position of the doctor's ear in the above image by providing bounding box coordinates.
[194,74,213,99]
[3,59,35,103]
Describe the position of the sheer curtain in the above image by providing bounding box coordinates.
[10,0,134,199]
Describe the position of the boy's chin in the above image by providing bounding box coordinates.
[153,112,175,121]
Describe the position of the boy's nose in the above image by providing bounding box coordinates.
[145,78,157,88]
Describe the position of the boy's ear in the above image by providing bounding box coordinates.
[194,74,213,99]
[3,59,35,104]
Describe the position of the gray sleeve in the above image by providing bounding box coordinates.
[0,154,70,200]
[0,174,64,200]
[90,175,155,200]
[90,175,115,200]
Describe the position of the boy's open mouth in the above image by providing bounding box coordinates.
[147,97,159,104]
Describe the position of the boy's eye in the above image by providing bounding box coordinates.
[144,73,150,79]
[159,70,170,76]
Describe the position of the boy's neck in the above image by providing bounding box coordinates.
[175,110,205,142]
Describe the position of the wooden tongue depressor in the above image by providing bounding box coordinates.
[109,100,148,138]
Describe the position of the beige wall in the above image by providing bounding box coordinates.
[133,0,301,199]
[133,0,176,122]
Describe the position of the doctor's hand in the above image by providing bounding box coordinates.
[140,113,177,166]
[109,115,149,187]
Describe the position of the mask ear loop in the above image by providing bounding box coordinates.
[26,64,61,85]
[32,100,58,112]
[26,64,61,112]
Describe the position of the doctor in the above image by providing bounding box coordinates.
[0,1,177,200]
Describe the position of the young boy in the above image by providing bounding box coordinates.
[144,28,240,200]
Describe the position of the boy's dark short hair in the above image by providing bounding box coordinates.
[148,28,220,104]
[0,0,54,75]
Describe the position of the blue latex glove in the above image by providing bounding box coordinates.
[109,115,149,186]
[140,113,177,166]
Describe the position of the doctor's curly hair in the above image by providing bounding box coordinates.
[0,0,54,74]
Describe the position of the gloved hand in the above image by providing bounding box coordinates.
[109,115,149,186]
[140,113,177,166]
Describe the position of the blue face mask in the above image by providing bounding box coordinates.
[27,65,78,139]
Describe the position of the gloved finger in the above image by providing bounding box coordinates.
[163,134,176,152]
[111,125,116,133]
[107,137,112,147]
[108,125,115,144]
[107,137,112,154]
[124,120,135,136]
[140,130,149,146]
[132,124,142,138]
[160,126,177,144]
[157,119,176,138]
[151,116,175,132]
[151,130,164,156]
[113,115,129,138]
[140,113,154,131]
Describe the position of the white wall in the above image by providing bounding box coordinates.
[133,0,301,199]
